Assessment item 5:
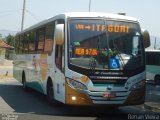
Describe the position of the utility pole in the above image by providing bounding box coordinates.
[154,37,157,49]
[21,0,26,31]
[89,0,91,12]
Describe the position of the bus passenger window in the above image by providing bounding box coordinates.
[28,31,36,53]
[24,33,29,53]
[44,23,55,55]
[36,29,45,52]
[19,35,24,54]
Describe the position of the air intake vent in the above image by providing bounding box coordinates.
[118,13,126,16]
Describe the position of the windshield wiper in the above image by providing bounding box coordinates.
[89,57,96,73]
[88,32,101,73]
[112,43,125,70]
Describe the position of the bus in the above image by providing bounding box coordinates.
[13,12,150,106]
[146,49,160,84]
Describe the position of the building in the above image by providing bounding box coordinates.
[0,39,14,59]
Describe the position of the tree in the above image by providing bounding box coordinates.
[0,34,2,39]
[5,34,15,47]
[4,34,15,60]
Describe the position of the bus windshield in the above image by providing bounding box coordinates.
[68,19,144,70]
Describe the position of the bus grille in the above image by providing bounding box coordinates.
[88,90,129,104]
[89,76,128,84]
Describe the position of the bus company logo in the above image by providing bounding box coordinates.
[94,71,124,75]
[32,55,39,69]
[103,91,116,99]
[107,86,112,90]
[32,54,48,80]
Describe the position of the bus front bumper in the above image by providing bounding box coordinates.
[124,86,146,105]
[65,83,145,106]
[65,83,93,106]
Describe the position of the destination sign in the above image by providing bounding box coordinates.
[75,24,129,33]
[75,48,98,56]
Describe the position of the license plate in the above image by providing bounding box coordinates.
[103,92,116,99]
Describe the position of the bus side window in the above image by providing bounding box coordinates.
[36,28,45,53]
[24,33,29,53]
[19,35,24,54]
[28,31,36,53]
[55,44,62,70]
[44,22,55,55]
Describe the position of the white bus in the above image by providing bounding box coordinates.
[13,12,150,106]
[146,49,160,84]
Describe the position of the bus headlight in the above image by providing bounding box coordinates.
[66,78,87,90]
[129,80,145,91]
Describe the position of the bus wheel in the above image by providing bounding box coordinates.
[154,75,160,85]
[47,80,57,105]
[22,73,29,91]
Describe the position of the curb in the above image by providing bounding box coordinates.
[144,102,160,113]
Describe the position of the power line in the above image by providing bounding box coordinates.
[21,0,41,30]
[0,9,41,21]
[0,9,21,14]
[0,10,21,18]
[26,9,41,21]
[0,9,21,18]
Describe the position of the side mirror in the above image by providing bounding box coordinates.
[55,24,64,45]
[141,29,150,48]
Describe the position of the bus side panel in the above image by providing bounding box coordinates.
[146,50,160,81]
[25,54,45,93]
[13,54,45,94]
[146,65,160,80]
[13,55,28,83]
[13,60,23,83]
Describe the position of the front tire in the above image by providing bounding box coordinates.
[47,80,57,105]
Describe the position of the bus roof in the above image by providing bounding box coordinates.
[16,12,139,35]
[64,12,138,21]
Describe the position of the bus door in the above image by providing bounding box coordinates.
[54,39,65,103]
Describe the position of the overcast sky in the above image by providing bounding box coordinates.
[0,0,159,37]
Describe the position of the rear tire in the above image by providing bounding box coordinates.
[22,72,30,91]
